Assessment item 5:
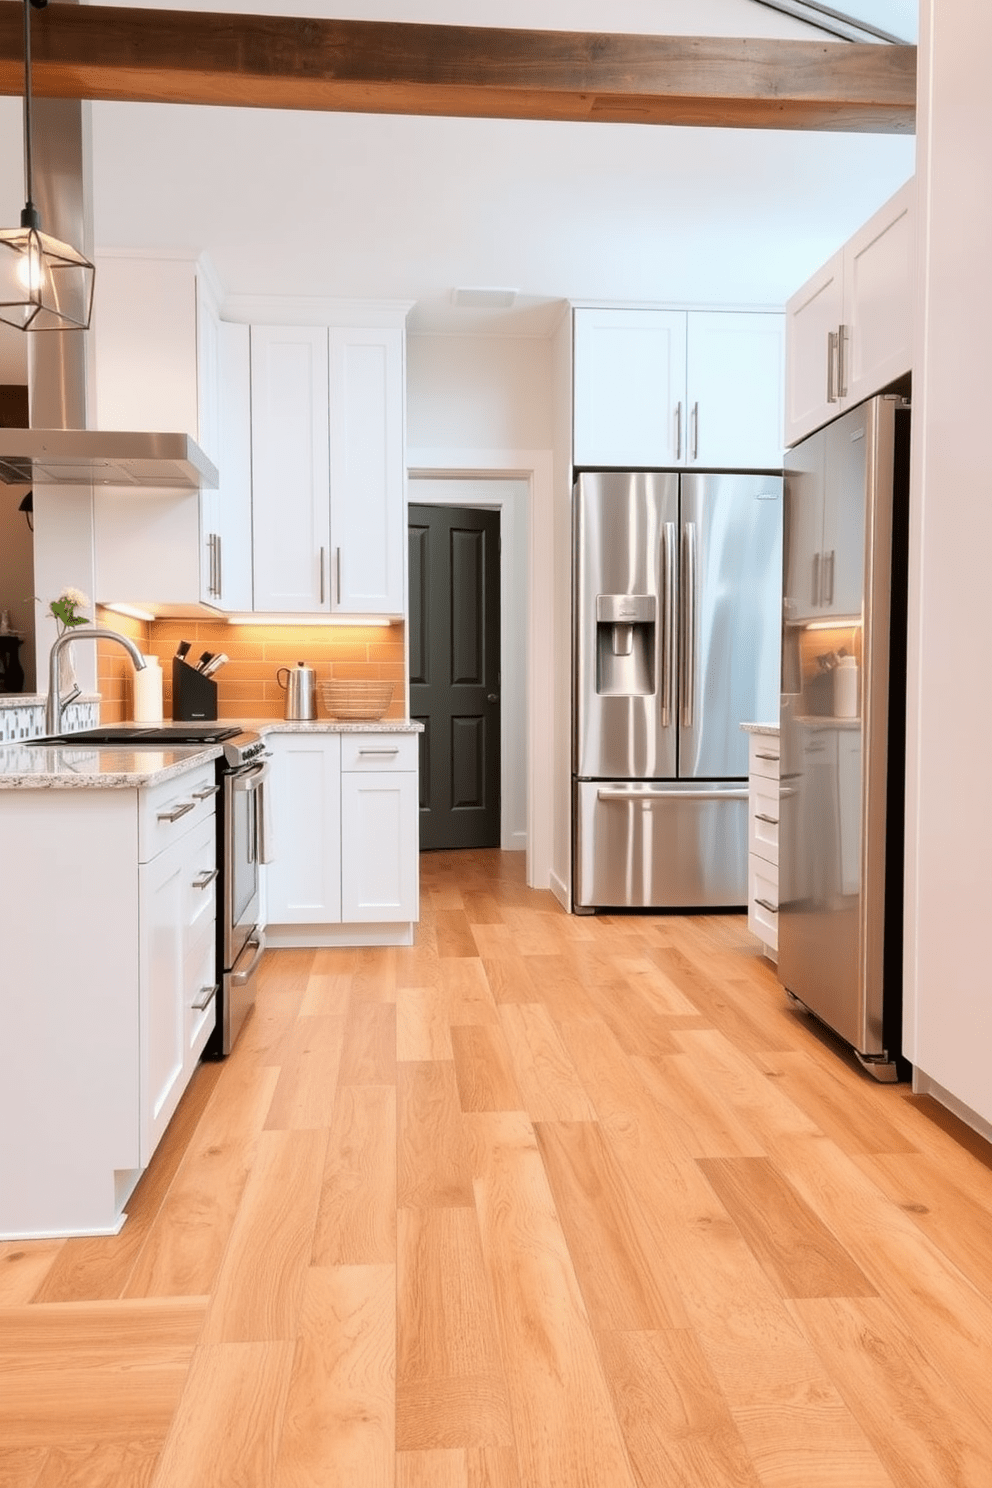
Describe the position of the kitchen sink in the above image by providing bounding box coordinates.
[26,723,243,747]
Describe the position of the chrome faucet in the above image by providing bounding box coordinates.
[47,627,147,735]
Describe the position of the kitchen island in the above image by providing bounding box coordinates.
[0,717,422,1239]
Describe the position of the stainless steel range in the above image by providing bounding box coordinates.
[204,732,271,1058]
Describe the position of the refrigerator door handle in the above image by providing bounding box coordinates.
[596,788,750,802]
[681,521,697,729]
[661,521,677,727]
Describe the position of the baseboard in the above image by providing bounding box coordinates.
[549,869,570,912]
[912,1068,992,1146]
[265,921,415,948]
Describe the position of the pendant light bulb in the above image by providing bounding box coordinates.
[0,0,95,332]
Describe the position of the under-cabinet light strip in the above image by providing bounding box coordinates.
[225,614,397,626]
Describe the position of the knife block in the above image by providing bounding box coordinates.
[172,658,218,721]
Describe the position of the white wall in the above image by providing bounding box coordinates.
[407,334,555,452]
[904,0,992,1135]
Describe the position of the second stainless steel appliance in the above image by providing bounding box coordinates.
[574,470,782,909]
[205,733,270,1058]
[778,393,910,1079]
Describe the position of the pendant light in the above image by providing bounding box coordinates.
[0,0,95,332]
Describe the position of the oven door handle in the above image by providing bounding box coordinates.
[231,930,266,986]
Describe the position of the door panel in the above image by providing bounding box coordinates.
[679,474,783,780]
[574,471,679,781]
[574,779,748,909]
[408,503,501,850]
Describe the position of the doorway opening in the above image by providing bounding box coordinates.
[408,480,528,854]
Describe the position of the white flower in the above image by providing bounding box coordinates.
[58,587,90,609]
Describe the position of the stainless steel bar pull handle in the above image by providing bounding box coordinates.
[837,324,849,399]
[827,330,838,403]
[755,812,779,825]
[754,897,778,915]
[192,984,218,1011]
[661,522,676,727]
[319,546,326,605]
[691,401,699,461]
[756,751,779,762]
[681,522,697,729]
[215,532,222,598]
[597,787,749,802]
[192,782,220,801]
[825,549,836,606]
[675,401,682,461]
[157,800,195,823]
[192,867,219,889]
[358,747,400,756]
[812,551,821,608]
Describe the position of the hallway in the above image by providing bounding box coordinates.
[2,849,991,1486]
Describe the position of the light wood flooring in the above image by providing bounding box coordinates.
[3,849,992,1487]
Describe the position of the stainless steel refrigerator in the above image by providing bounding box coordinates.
[779,393,910,1079]
[573,469,782,910]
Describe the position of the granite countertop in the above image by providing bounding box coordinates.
[0,743,223,789]
[740,721,780,737]
[0,716,422,789]
[251,719,423,735]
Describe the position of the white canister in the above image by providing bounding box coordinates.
[833,655,859,719]
[133,655,164,722]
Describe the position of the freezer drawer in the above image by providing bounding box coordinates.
[574,780,748,910]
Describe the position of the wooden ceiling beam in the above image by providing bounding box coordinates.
[0,7,915,133]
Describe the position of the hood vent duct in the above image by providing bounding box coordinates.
[1,26,216,490]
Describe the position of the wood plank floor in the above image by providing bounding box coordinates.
[3,849,992,1487]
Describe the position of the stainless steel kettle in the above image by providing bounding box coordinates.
[277,662,317,720]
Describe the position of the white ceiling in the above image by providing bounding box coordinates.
[0,0,916,381]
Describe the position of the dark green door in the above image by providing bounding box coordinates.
[408,503,501,850]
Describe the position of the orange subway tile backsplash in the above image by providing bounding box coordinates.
[95,609,407,724]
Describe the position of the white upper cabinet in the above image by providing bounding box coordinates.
[328,327,406,614]
[573,309,686,467]
[785,178,915,447]
[686,311,784,470]
[93,255,205,441]
[200,321,253,612]
[573,307,784,470]
[251,325,331,613]
[251,323,406,616]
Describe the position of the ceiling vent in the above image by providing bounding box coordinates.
[451,287,519,310]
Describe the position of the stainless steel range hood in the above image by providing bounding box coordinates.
[0,428,218,489]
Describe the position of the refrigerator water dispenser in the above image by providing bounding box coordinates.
[595,594,656,695]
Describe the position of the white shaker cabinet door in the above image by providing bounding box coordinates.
[785,250,845,448]
[573,308,687,467]
[265,734,343,924]
[686,311,784,470]
[251,325,331,612]
[201,321,253,612]
[842,178,914,411]
[328,327,406,614]
[341,768,419,922]
[139,834,191,1165]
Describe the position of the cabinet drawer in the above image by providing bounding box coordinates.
[139,761,218,862]
[749,777,779,864]
[748,854,779,951]
[340,733,417,772]
[748,736,780,780]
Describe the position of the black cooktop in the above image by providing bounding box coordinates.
[28,723,243,747]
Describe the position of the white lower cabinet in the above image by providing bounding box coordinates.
[0,758,217,1239]
[746,732,780,959]
[266,730,419,945]
[139,809,218,1164]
